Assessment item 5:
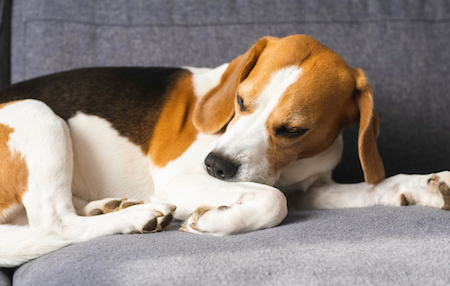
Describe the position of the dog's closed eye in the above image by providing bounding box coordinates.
[275,126,309,138]
[237,95,245,112]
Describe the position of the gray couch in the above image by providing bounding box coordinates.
[1,0,450,285]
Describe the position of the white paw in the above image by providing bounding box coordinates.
[427,171,450,210]
[179,205,242,236]
[122,202,176,233]
[400,171,450,210]
[87,201,176,234]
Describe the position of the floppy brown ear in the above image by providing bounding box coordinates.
[354,68,385,184]
[193,37,269,134]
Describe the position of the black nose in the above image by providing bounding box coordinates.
[204,152,240,180]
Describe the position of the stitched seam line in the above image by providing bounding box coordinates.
[21,17,450,28]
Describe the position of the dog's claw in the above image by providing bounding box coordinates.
[189,223,200,231]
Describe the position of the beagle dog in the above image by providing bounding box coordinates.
[1,35,449,267]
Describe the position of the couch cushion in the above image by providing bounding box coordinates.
[13,206,450,285]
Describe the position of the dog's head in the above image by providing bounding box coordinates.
[193,35,384,186]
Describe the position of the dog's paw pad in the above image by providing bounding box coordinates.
[439,182,450,210]
[422,171,450,210]
[104,199,124,212]
[85,198,144,216]
[142,218,158,233]
[89,208,104,216]
[159,213,174,230]
[127,203,176,234]
[120,200,144,209]
[399,194,410,206]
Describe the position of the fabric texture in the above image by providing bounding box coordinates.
[0,0,11,90]
[13,207,450,286]
[0,268,12,286]
[3,0,450,285]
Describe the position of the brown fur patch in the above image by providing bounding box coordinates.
[0,102,16,109]
[149,74,199,167]
[193,38,269,135]
[353,69,385,184]
[0,123,29,216]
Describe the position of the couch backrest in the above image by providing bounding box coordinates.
[10,0,450,182]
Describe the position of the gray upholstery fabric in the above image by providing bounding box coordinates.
[0,274,9,286]
[0,0,11,90]
[13,207,450,286]
[4,0,450,285]
[0,268,12,286]
[11,0,450,82]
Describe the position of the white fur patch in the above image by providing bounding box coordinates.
[151,133,220,193]
[68,113,154,202]
[184,64,229,98]
[278,133,344,192]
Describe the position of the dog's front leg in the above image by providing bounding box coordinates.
[291,172,450,210]
[154,174,288,236]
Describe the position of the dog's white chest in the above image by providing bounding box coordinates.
[68,112,154,202]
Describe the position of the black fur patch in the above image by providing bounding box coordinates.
[0,67,191,152]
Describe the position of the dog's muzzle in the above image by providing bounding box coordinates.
[204,152,240,180]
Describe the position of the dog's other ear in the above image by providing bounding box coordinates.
[353,68,385,184]
[193,37,269,134]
